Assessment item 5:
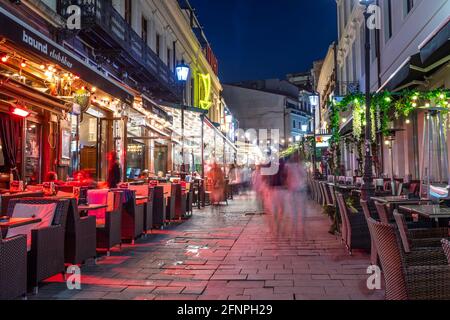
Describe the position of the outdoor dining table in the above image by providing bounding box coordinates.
[0,217,42,237]
[399,204,450,226]
[371,195,430,206]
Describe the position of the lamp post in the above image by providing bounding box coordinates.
[175,60,190,174]
[309,92,319,178]
[360,0,375,200]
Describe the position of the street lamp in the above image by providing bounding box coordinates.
[309,92,319,177]
[175,60,190,174]
[359,0,375,200]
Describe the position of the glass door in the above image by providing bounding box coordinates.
[24,120,42,185]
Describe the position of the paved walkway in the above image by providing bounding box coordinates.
[33,190,385,300]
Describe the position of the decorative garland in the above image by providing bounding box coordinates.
[329,89,450,143]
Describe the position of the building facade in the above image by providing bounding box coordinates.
[0,0,233,186]
[332,0,450,180]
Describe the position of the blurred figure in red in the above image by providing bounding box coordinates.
[107,151,121,189]
[207,161,225,205]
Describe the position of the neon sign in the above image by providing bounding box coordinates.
[199,74,212,110]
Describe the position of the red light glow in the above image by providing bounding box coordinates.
[12,106,30,118]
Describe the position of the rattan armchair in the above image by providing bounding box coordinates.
[186,188,193,217]
[393,211,449,252]
[64,198,97,265]
[144,187,154,233]
[442,239,450,263]
[7,198,69,294]
[336,192,371,254]
[152,186,166,228]
[367,217,450,300]
[0,232,27,299]
[166,184,177,221]
[96,191,122,255]
[1,191,44,215]
[360,199,380,265]
[116,189,144,243]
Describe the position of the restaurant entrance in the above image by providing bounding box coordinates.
[154,143,168,176]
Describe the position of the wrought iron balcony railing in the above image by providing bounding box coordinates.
[59,0,179,101]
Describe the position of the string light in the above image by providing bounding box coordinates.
[1,55,9,63]
[20,60,27,68]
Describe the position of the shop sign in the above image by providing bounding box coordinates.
[22,30,73,69]
[199,74,212,110]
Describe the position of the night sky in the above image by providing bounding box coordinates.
[189,0,337,83]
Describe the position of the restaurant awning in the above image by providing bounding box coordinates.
[0,7,134,105]
[382,18,450,92]
[419,18,450,66]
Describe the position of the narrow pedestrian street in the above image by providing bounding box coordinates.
[34,191,384,300]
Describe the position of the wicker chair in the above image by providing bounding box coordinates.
[336,192,371,254]
[361,199,379,265]
[185,188,193,217]
[393,211,449,252]
[0,232,27,299]
[117,189,144,243]
[1,191,44,215]
[63,198,97,265]
[153,186,166,228]
[166,184,177,221]
[144,187,154,233]
[367,217,450,300]
[375,201,391,224]
[442,239,450,264]
[7,198,69,294]
[173,184,187,219]
[96,191,122,255]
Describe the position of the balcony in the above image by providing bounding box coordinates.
[59,0,180,102]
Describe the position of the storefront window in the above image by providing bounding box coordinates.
[24,121,41,185]
[79,113,98,180]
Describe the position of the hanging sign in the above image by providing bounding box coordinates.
[199,74,212,110]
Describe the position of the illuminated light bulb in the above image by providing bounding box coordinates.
[425,103,430,108]
[342,118,347,123]
[91,87,97,93]
[412,95,418,101]
[1,55,9,63]
[412,102,417,108]
[20,61,27,68]
[39,64,45,70]
[384,140,390,146]
[405,119,411,124]
[44,70,52,78]
[440,94,445,99]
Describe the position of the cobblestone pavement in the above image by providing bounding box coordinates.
[33,190,385,300]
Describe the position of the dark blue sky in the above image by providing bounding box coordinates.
[189,0,337,83]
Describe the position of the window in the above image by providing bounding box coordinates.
[142,16,148,44]
[125,0,132,25]
[352,41,357,81]
[156,34,161,57]
[293,120,296,129]
[404,0,414,16]
[384,0,393,41]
